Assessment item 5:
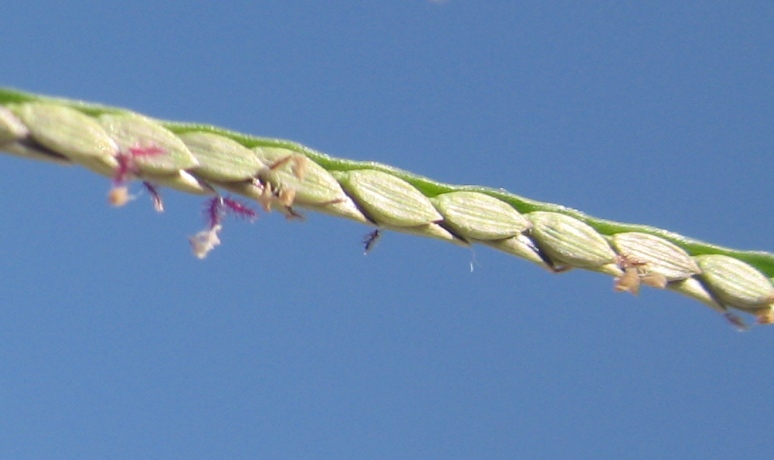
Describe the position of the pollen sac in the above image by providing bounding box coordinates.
[108,185,131,207]
[189,224,222,259]
[253,147,345,205]
[13,102,118,175]
[0,106,28,144]
[527,211,619,274]
[611,232,701,282]
[179,132,264,182]
[336,169,442,227]
[432,191,531,241]
[99,113,198,175]
[695,254,774,314]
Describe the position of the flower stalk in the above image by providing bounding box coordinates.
[1,87,772,327]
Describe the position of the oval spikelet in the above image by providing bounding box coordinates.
[14,102,118,174]
[0,106,28,144]
[612,232,700,281]
[433,191,531,241]
[99,113,198,174]
[336,169,442,227]
[528,211,618,271]
[695,254,774,312]
[179,132,264,182]
[254,147,346,204]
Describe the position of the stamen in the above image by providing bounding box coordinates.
[190,225,222,259]
[363,229,381,254]
[143,182,164,212]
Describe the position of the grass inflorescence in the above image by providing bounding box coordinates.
[1,87,772,328]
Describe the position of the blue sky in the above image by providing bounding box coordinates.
[1,2,773,459]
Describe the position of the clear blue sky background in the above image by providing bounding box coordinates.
[1,2,773,459]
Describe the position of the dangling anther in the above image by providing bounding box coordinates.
[143,182,164,212]
[108,143,166,208]
[269,154,307,179]
[363,229,381,254]
[614,254,653,295]
[190,195,258,259]
[725,312,748,331]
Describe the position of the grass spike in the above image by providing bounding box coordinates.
[1,87,772,327]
